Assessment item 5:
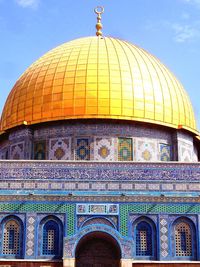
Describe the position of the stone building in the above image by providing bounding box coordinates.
[0,7,200,267]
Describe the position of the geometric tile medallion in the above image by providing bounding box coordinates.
[49,137,71,160]
[136,139,157,161]
[10,142,24,160]
[94,137,115,161]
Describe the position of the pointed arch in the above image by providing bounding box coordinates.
[133,216,157,260]
[38,215,63,259]
[172,217,197,260]
[1,215,24,258]
[81,216,116,229]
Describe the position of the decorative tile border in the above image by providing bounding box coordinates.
[76,204,119,215]
[1,161,200,182]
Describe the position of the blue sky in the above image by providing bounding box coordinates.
[0,0,200,128]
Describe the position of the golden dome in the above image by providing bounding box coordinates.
[0,36,197,133]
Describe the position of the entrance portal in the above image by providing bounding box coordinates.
[75,231,121,267]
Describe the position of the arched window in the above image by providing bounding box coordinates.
[2,219,22,256]
[135,221,153,256]
[175,222,192,257]
[42,220,59,255]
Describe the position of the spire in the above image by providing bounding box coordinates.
[94,6,104,37]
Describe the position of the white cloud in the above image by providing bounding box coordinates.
[15,0,40,9]
[171,23,200,43]
[181,0,200,8]
[181,12,190,20]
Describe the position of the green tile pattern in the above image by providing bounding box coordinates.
[0,203,75,236]
[120,203,200,236]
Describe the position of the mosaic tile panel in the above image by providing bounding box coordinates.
[82,217,115,228]
[75,138,90,160]
[10,142,24,160]
[118,138,133,161]
[34,141,46,160]
[9,128,33,140]
[26,214,36,257]
[0,204,75,236]
[2,122,198,162]
[160,216,169,259]
[160,143,171,161]
[177,133,195,162]
[77,215,118,229]
[0,147,9,160]
[64,224,133,259]
[49,137,71,160]
[193,147,198,162]
[94,137,115,161]
[179,144,193,162]
[136,139,157,161]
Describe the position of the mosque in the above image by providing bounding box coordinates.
[0,6,200,267]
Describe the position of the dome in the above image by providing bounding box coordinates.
[0,36,197,134]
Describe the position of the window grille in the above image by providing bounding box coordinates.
[175,222,192,256]
[3,220,20,255]
[136,221,152,256]
[42,220,59,255]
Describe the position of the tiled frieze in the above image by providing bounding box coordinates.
[94,137,116,161]
[9,128,32,141]
[10,142,24,160]
[1,123,198,162]
[49,137,71,160]
[1,161,200,182]
[0,180,199,193]
[32,122,172,140]
[1,122,181,162]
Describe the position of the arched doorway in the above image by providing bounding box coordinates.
[75,231,121,267]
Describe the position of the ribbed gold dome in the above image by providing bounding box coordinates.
[0,36,197,133]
